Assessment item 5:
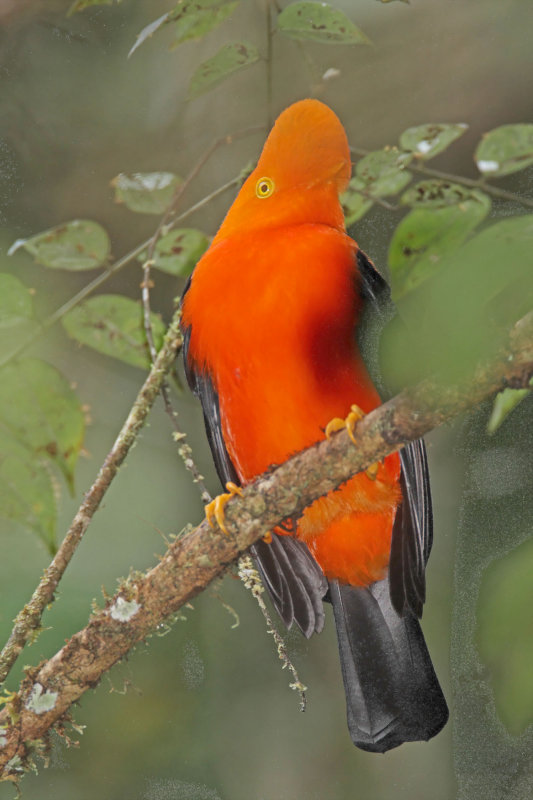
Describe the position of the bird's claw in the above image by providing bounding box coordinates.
[205,481,243,535]
[325,404,380,481]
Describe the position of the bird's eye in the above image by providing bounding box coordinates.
[255,177,275,198]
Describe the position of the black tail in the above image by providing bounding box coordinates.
[329,577,448,753]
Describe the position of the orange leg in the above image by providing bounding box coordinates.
[205,481,243,535]
[325,404,380,481]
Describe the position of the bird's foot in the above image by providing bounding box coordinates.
[205,481,243,535]
[325,404,380,481]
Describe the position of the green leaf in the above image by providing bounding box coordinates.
[169,0,239,47]
[0,274,33,328]
[278,2,372,44]
[0,275,38,362]
[399,123,468,160]
[487,386,531,435]
[0,359,85,492]
[188,42,260,99]
[355,148,412,197]
[62,294,166,370]
[0,427,56,552]
[400,180,480,208]
[341,179,374,225]
[388,189,491,298]
[9,220,110,271]
[112,172,182,215]
[149,229,209,276]
[475,124,533,177]
[383,214,533,386]
[478,539,533,735]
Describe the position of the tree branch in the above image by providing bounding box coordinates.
[0,311,531,780]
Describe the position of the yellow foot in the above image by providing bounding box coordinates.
[205,481,243,535]
[325,404,380,481]
[262,531,273,544]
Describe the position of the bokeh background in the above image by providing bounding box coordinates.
[0,1,532,799]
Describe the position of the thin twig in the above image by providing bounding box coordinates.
[0,311,184,687]
[140,128,262,501]
[350,145,533,208]
[238,555,307,711]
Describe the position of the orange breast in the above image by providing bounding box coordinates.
[183,223,401,586]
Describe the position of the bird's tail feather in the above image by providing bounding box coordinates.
[329,578,448,753]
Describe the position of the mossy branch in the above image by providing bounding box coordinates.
[0,310,184,688]
[0,311,531,780]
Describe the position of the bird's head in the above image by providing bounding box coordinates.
[215,99,351,239]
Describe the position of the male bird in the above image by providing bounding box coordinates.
[180,99,448,752]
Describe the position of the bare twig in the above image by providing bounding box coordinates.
[238,555,307,711]
[350,145,533,209]
[139,128,262,502]
[0,310,531,780]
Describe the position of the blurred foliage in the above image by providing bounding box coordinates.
[0,0,531,797]
[453,401,533,799]
[477,536,533,735]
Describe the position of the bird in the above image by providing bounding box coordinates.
[180,98,448,753]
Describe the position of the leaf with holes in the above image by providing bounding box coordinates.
[112,172,182,215]
[0,427,57,552]
[388,189,491,299]
[0,359,85,492]
[149,229,209,276]
[400,123,468,160]
[9,220,110,271]
[475,124,533,177]
[478,540,533,735]
[401,180,490,209]
[278,1,371,44]
[188,42,260,99]
[62,294,165,370]
[170,0,240,47]
[355,148,413,197]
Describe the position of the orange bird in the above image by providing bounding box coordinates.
[180,99,448,752]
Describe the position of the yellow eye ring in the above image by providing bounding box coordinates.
[255,176,275,198]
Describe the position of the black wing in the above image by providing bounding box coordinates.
[356,249,432,618]
[180,278,328,638]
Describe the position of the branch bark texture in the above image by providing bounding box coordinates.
[0,312,531,779]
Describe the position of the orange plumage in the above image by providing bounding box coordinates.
[182,99,401,587]
[181,99,448,752]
